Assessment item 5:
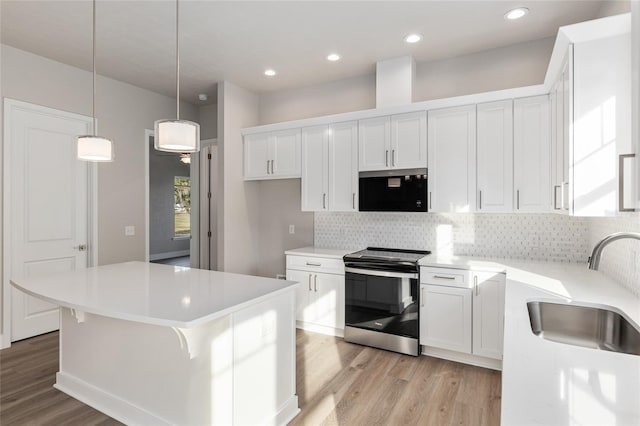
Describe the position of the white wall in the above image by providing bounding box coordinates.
[1,45,199,337]
[199,103,218,140]
[216,81,261,274]
[596,0,631,18]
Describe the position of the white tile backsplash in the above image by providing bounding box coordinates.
[315,212,590,263]
[315,211,640,297]
[587,215,640,297]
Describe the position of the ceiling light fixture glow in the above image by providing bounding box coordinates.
[327,53,341,61]
[264,69,276,76]
[504,7,529,20]
[154,0,200,153]
[404,34,422,44]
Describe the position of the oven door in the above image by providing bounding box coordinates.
[344,267,419,339]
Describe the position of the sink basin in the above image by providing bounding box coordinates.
[527,301,640,356]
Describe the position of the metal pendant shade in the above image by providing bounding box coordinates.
[77,0,114,162]
[155,0,200,153]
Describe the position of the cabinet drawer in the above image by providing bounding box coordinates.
[286,255,344,275]
[420,267,472,288]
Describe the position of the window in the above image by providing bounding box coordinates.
[174,176,191,237]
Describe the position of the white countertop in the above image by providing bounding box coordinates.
[419,254,640,425]
[284,246,353,259]
[11,261,297,329]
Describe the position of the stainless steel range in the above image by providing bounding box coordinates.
[343,247,431,356]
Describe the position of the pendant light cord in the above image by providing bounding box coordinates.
[176,0,180,120]
[93,0,97,135]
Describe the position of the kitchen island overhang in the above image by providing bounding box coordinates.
[11,261,300,426]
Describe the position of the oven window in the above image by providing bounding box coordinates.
[345,272,418,338]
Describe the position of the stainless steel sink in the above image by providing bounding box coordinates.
[527,301,640,356]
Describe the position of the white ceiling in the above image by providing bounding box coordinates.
[1,1,616,105]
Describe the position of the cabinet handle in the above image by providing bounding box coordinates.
[474,275,479,296]
[421,287,424,307]
[385,150,389,167]
[314,275,318,292]
[266,160,270,174]
[562,181,568,210]
[352,193,356,209]
[306,261,321,267]
[479,190,482,210]
[308,274,312,291]
[429,192,432,210]
[323,193,326,209]
[270,159,274,174]
[553,185,561,210]
[619,154,637,212]
[516,190,520,210]
[433,275,455,280]
[392,149,395,167]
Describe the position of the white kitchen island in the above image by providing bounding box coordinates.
[10,261,300,426]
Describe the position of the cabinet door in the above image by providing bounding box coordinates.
[244,133,270,179]
[428,105,477,212]
[329,121,358,211]
[358,116,391,171]
[390,111,427,169]
[472,272,505,360]
[312,273,345,330]
[477,100,513,212]
[561,57,571,212]
[420,284,472,354]
[271,129,301,178]
[301,126,329,211]
[514,96,551,212]
[286,269,313,323]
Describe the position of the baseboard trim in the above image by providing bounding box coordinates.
[55,372,172,426]
[274,395,300,426]
[148,250,190,261]
[421,346,502,371]
[296,321,344,338]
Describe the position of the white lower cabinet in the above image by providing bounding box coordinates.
[420,267,505,362]
[286,255,345,334]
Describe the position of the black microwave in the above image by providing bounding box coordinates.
[359,168,428,212]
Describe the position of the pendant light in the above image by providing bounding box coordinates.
[154,0,200,152]
[77,0,114,162]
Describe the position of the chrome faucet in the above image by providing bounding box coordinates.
[588,232,640,270]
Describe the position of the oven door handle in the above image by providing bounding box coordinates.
[345,267,418,279]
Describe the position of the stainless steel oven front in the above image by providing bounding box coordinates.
[344,266,420,356]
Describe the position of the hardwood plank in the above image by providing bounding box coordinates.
[1,330,502,425]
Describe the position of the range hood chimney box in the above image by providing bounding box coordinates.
[376,56,415,108]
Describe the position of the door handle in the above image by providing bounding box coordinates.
[352,193,356,210]
[74,244,87,252]
[385,150,389,167]
[308,274,312,291]
[553,185,561,210]
[314,275,318,292]
[323,193,326,209]
[392,149,395,167]
[516,189,520,210]
[479,190,482,210]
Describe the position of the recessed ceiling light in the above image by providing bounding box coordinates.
[404,34,422,44]
[264,69,276,77]
[327,53,341,62]
[504,7,529,20]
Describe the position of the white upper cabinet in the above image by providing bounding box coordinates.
[514,95,551,212]
[572,34,633,215]
[301,126,329,211]
[476,100,514,212]
[244,129,301,180]
[428,105,477,212]
[358,116,390,171]
[390,111,427,169]
[359,112,426,171]
[302,122,358,211]
[328,121,358,211]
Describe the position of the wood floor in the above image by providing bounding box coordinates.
[0,330,501,425]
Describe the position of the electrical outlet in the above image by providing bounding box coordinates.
[289,224,295,234]
[125,226,135,236]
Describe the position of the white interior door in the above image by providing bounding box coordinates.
[6,100,91,342]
